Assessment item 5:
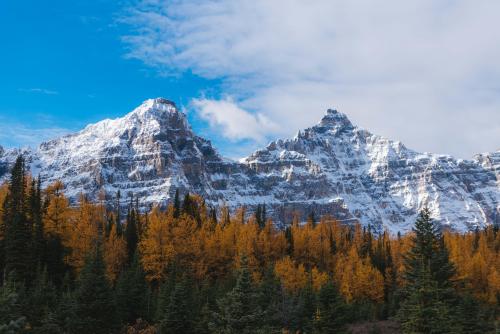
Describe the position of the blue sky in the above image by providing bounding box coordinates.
[1,0,499,158]
[0,0,233,154]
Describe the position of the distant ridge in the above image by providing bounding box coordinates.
[0,98,498,233]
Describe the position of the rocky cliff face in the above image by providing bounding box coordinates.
[0,98,498,233]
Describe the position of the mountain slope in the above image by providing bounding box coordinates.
[0,98,498,232]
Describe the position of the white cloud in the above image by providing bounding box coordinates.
[191,97,278,142]
[122,0,500,158]
[18,88,59,95]
[0,123,70,148]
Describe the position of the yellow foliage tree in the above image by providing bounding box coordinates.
[43,181,70,239]
[335,247,384,303]
[139,207,175,283]
[104,223,127,283]
[275,256,308,293]
[65,196,100,273]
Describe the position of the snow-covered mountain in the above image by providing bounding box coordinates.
[0,98,498,233]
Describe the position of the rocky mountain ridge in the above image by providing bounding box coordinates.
[0,98,498,233]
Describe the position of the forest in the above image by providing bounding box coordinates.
[0,156,499,333]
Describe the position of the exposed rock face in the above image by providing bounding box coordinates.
[0,99,498,233]
[28,98,229,203]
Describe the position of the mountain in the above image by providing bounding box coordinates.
[0,98,498,233]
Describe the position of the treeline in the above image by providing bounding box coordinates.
[0,156,499,333]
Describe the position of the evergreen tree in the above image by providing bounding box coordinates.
[256,266,283,332]
[182,193,200,222]
[313,282,348,334]
[125,207,138,263]
[54,279,77,334]
[307,211,316,228]
[290,283,316,333]
[456,294,494,334]
[32,312,63,334]
[26,266,58,329]
[114,191,123,237]
[209,207,218,230]
[0,274,26,333]
[44,235,66,287]
[285,226,294,255]
[254,204,267,229]
[212,256,263,333]
[29,178,45,269]
[173,189,181,219]
[159,279,194,334]
[115,251,149,324]
[115,190,121,227]
[255,204,263,228]
[397,209,460,333]
[155,264,177,322]
[3,156,32,284]
[398,264,458,333]
[69,246,118,334]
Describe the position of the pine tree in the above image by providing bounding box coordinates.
[44,235,66,286]
[285,226,294,255]
[114,192,123,237]
[26,266,58,329]
[212,256,263,333]
[0,273,26,333]
[125,207,139,263]
[173,189,181,219]
[456,294,494,334]
[3,156,33,284]
[155,264,178,322]
[29,177,45,269]
[313,282,348,334]
[307,211,316,228]
[398,264,458,333]
[159,279,194,334]
[256,266,283,332]
[69,246,118,334]
[182,193,199,221]
[397,208,460,333]
[261,204,266,226]
[290,282,316,333]
[115,251,149,325]
[255,204,263,228]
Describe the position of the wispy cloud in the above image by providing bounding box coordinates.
[18,88,59,95]
[191,97,279,142]
[121,0,500,158]
[0,117,70,148]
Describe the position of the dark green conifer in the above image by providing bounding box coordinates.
[69,246,118,334]
[397,208,460,333]
[159,279,194,334]
[313,282,348,334]
[29,177,45,268]
[125,207,139,263]
[173,189,181,219]
[115,251,149,324]
[456,294,494,334]
[155,264,177,322]
[291,282,316,333]
[307,211,316,228]
[3,156,33,284]
[0,273,26,333]
[255,204,263,228]
[212,256,263,333]
[26,266,58,329]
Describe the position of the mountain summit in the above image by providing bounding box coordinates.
[0,99,498,233]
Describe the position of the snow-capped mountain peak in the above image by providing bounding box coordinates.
[0,99,498,233]
[127,98,178,119]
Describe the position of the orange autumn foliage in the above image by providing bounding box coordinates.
[1,176,498,308]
